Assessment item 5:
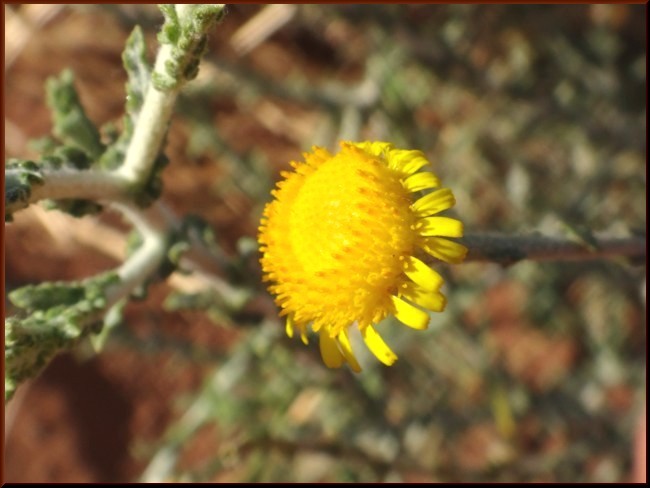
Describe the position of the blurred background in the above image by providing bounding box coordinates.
[4,4,646,482]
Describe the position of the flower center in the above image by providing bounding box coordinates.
[288,149,417,327]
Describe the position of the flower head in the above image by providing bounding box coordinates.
[258,141,466,371]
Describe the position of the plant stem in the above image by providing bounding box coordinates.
[105,203,168,305]
[116,4,223,186]
[5,167,129,215]
[115,64,178,185]
[458,232,646,266]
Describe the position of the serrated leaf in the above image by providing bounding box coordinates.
[122,26,151,125]
[5,271,122,402]
[158,4,181,45]
[45,69,105,159]
[9,282,86,311]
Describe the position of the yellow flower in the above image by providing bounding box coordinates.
[258,141,466,371]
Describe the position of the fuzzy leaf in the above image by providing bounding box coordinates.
[123,26,151,119]
[9,282,87,311]
[5,272,120,402]
[45,70,105,159]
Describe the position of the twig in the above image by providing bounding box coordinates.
[459,232,646,266]
[230,4,297,55]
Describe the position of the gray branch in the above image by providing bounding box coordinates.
[458,232,646,266]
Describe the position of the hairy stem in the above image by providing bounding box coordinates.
[5,167,130,215]
[105,203,169,305]
[116,4,224,185]
[115,79,177,185]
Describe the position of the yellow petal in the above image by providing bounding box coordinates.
[401,282,447,312]
[412,188,455,217]
[337,329,362,372]
[418,216,464,237]
[388,149,429,175]
[305,146,332,166]
[403,172,440,192]
[349,141,394,158]
[319,331,345,368]
[391,295,430,330]
[421,237,468,264]
[285,315,295,338]
[300,330,309,345]
[361,325,397,366]
[404,256,444,292]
